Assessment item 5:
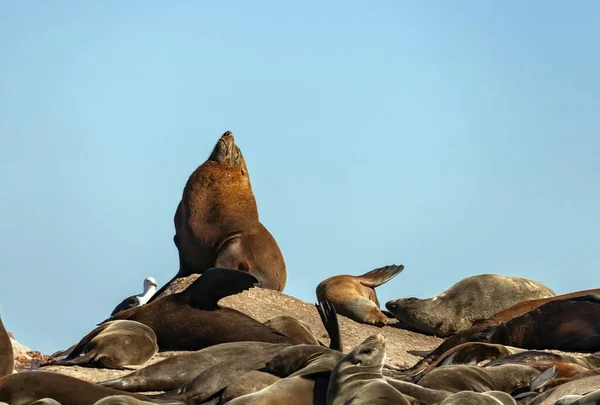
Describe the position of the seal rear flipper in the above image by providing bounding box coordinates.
[407,350,432,358]
[44,350,97,367]
[188,268,259,309]
[315,300,342,352]
[529,365,558,392]
[356,264,404,288]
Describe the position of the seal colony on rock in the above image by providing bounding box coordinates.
[316,264,404,327]
[106,268,299,351]
[44,320,158,369]
[150,131,286,302]
[111,277,159,316]
[385,274,555,337]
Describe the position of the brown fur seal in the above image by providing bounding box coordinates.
[227,374,330,405]
[527,375,600,405]
[386,274,555,337]
[220,371,281,403]
[263,316,320,345]
[418,342,525,377]
[99,342,290,393]
[317,265,403,327]
[485,351,600,369]
[473,294,600,352]
[93,397,161,405]
[0,371,182,405]
[107,268,298,351]
[44,320,157,369]
[327,334,410,404]
[225,346,344,405]
[555,389,600,405]
[150,131,286,302]
[417,364,541,393]
[438,390,517,405]
[400,288,600,378]
[0,316,14,378]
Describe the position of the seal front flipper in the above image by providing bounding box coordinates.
[315,300,342,351]
[187,268,259,309]
[355,264,405,288]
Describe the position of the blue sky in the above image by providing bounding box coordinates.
[1,1,598,354]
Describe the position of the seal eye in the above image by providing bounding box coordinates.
[241,169,245,176]
[359,348,373,355]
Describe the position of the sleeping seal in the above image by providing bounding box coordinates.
[386,274,555,337]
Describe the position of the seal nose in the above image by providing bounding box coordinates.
[385,301,397,311]
[222,131,233,138]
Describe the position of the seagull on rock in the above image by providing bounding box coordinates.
[111,277,159,316]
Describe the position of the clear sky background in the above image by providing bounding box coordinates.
[1,1,598,354]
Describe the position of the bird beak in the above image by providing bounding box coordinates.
[152,282,158,287]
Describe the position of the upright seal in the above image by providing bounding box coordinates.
[150,131,286,302]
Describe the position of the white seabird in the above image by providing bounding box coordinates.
[111,276,159,316]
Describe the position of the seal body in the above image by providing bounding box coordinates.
[402,288,600,377]
[327,334,410,405]
[0,372,157,405]
[220,371,281,403]
[45,320,157,369]
[417,364,540,393]
[438,391,517,405]
[151,131,286,302]
[317,265,404,327]
[99,342,291,393]
[263,316,320,345]
[0,316,14,378]
[107,268,297,351]
[386,274,555,337]
[478,295,600,352]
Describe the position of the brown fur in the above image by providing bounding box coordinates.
[220,371,281,403]
[263,316,320,345]
[0,316,13,378]
[477,295,600,352]
[421,342,524,376]
[108,269,299,351]
[0,372,165,405]
[150,131,286,302]
[386,274,555,337]
[45,321,157,369]
[527,375,600,405]
[417,364,540,393]
[401,289,600,377]
[316,265,403,327]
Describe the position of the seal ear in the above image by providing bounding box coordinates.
[188,268,259,309]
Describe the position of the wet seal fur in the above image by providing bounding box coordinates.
[44,320,157,369]
[317,265,404,327]
[0,371,182,405]
[401,288,600,378]
[386,274,555,337]
[438,391,516,405]
[527,375,600,405]
[99,342,290,393]
[327,334,410,405]
[416,363,541,393]
[150,131,286,302]
[473,294,600,352]
[106,268,298,351]
[0,316,14,378]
